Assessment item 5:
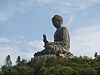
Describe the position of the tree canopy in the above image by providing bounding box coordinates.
[0,55,100,75]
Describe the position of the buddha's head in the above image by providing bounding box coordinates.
[52,15,63,28]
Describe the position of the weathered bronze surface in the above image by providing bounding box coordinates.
[34,15,72,57]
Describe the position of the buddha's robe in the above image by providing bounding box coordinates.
[46,26,70,52]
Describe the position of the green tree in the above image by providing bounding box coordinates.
[94,52,98,58]
[95,66,100,75]
[1,65,12,75]
[0,71,4,75]
[18,59,27,66]
[95,55,100,62]
[16,56,21,65]
[50,65,78,75]
[15,66,33,75]
[78,68,97,75]
[5,55,12,67]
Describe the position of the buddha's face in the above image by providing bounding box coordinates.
[52,18,61,28]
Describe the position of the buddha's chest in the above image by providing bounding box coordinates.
[54,29,62,41]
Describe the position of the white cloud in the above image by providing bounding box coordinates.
[0,0,100,21]
[27,40,44,50]
[0,37,21,44]
[0,0,100,67]
[35,0,100,14]
[0,13,10,21]
[66,15,75,25]
[0,38,44,67]
[0,46,20,67]
[36,0,54,4]
[71,25,100,57]
[0,24,100,67]
[35,0,100,7]
[0,0,35,21]
[0,38,11,43]
[0,45,34,67]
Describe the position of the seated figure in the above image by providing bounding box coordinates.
[34,15,70,56]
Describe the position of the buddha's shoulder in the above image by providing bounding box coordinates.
[60,26,67,30]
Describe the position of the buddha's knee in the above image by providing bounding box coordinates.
[45,45,54,50]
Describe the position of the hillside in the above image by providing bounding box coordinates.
[0,56,100,75]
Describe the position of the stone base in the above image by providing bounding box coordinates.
[34,49,73,58]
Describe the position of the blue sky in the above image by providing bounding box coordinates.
[0,0,100,66]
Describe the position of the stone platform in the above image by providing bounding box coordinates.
[34,49,74,58]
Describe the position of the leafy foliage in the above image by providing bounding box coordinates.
[0,55,100,75]
[16,56,21,65]
[5,55,12,67]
